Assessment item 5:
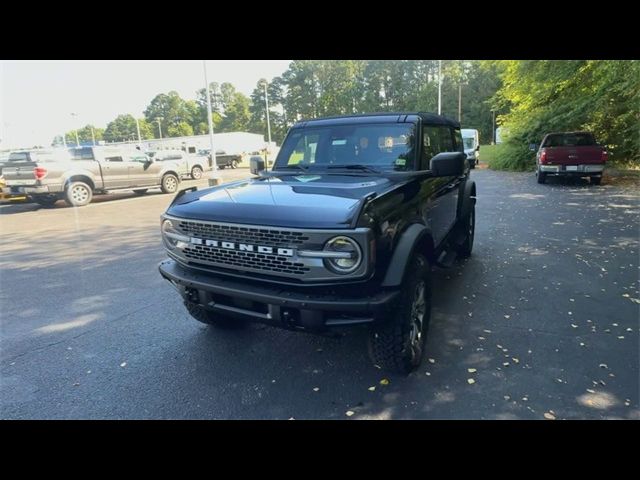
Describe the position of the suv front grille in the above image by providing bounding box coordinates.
[184,244,310,275]
[178,220,309,246]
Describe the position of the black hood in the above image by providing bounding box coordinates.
[166,173,403,229]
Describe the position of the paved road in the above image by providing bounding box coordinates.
[1,169,638,419]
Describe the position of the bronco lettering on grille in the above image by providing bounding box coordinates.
[189,237,294,257]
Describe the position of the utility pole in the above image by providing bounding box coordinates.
[438,60,442,115]
[203,60,221,186]
[458,83,462,123]
[91,127,96,146]
[264,80,272,170]
[492,109,496,144]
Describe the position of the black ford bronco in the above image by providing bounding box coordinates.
[159,112,476,373]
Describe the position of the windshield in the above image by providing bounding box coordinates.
[275,123,417,172]
[463,137,475,150]
[543,133,596,147]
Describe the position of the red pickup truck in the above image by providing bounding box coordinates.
[535,131,607,185]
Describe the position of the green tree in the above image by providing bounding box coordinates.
[219,92,251,132]
[104,115,140,142]
[144,91,197,138]
[167,121,194,137]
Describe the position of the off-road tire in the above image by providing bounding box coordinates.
[457,202,475,258]
[368,254,431,374]
[64,181,93,207]
[161,174,179,194]
[185,301,248,329]
[191,166,203,180]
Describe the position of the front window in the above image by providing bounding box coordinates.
[463,137,475,150]
[275,123,417,172]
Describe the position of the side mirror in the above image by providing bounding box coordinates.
[430,152,465,177]
[529,143,538,152]
[250,156,265,175]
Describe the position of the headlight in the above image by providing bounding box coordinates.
[323,236,362,274]
[161,219,190,249]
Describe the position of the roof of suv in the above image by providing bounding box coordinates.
[293,112,460,129]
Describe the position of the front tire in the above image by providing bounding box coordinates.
[368,254,431,374]
[185,301,248,329]
[161,174,179,194]
[64,181,93,207]
[191,166,203,180]
[231,159,239,169]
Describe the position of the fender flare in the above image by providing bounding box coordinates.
[381,223,434,287]
[458,179,477,219]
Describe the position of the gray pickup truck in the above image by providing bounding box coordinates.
[2,146,183,207]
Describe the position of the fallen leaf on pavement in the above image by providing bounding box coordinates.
[345,410,355,417]
[467,378,475,384]
[543,412,556,420]
[380,378,390,385]
[467,368,477,373]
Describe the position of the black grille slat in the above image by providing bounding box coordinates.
[184,245,309,275]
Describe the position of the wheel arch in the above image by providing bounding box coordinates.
[64,174,95,191]
[381,223,435,288]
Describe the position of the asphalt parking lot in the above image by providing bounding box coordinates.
[1,168,638,419]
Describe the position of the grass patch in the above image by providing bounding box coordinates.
[479,144,500,166]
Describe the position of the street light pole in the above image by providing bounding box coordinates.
[135,117,142,145]
[264,81,272,170]
[156,117,164,146]
[91,127,96,146]
[438,60,442,115]
[203,60,221,186]
[71,112,80,146]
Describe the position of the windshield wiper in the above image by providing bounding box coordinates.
[326,164,382,174]
[276,164,310,172]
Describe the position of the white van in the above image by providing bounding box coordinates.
[461,129,480,169]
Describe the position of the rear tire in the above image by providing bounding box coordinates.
[185,301,248,329]
[191,166,203,180]
[161,174,179,194]
[591,177,602,185]
[64,181,93,207]
[536,168,546,184]
[368,254,431,374]
[457,202,475,259]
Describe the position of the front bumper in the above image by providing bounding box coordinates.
[539,164,604,175]
[159,259,399,331]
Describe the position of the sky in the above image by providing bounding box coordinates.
[0,60,292,149]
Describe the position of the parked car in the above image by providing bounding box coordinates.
[158,112,476,373]
[198,149,241,169]
[2,146,182,207]
[151,149,210,180]
[461,128,480,168]
[534,131,607,185]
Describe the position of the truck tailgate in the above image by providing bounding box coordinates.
[544,146,603,165]
[2,163,38,186]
